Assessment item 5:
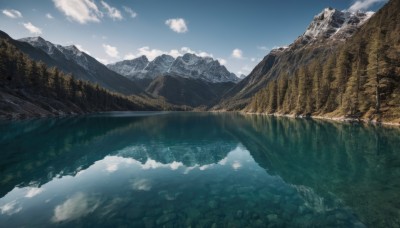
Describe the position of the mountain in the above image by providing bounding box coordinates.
[108,53,239,83]
[0,36,159,119]
[146,75,235,108]
[15,35,143,95]
[107,55,150,79]
[244,0,400,122]
[300,8,373,44]
[215,7,376,111]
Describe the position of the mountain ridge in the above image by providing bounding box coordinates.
[108,53,239,83]
[16,35,144,95]
[244,0,400,123]
[214,6,377,111]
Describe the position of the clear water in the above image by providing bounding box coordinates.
[0,112,399,227]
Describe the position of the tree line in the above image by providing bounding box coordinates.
[247,1,400,122]
[0,38,145,114]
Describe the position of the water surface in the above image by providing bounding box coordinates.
[1,112,399,227]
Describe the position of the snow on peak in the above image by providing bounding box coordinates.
[108,53,239,83]
[19,36,56,54]
[107,55,150,77]
[19,36,92,70]
[303,7,373,41]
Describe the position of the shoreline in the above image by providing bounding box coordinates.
[2,110,400,128]
[242,111,400,127]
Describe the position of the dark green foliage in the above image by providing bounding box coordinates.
[0,39,150,117]
[246,0,400,122]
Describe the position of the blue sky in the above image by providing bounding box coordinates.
[0,0,388,76]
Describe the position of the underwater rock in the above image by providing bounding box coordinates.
[208,200,218,209]
[267,214,278,222]
[235,210,243,219]
[156,213,177,225]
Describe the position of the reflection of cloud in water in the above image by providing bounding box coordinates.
[218,157,228,165]
[170,161,183,170]
[106,163,118,173]
[52,192,99,222]
[232,161,242,170]
[142,159,184,170]
[199,164,212,170]
[25,187,44,198]
[131,179,152,191]
[0,200,22,215]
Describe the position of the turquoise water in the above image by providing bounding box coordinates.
[0,112,399,227]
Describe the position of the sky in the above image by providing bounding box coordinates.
[0,0,388,76]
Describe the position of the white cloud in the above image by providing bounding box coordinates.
[75,44,91,55]
[25,187,44,198]
[241,65,252,72]
[135,46,164,60]
[257,46,269,51]
[124,53,136,60]
[125,46,213,61]
[46,13,54,19]
[132,179,152,191]
[102,44,119,58]
[95,57,110,64]
[53,0,103,24]
[348,0,387,12]
[178,47,213,58]
[217,58,227,65]
[232,161,242,170]
[52,193,99,222]
[2,9,22,18]
[22,22,42,35]
[231,48,243,59]
[165,18,188,33]
[101,1,122,20]
[123,6,137,18]
[0,200,22,215]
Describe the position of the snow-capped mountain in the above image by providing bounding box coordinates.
[18,36,143,95]
[108,53,239,83]
[107,55,150,78]
[143,54,175,78]
[217,7,375,110]
[300,8,373,43]
[19,37,91,71]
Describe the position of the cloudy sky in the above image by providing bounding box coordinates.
[0,0,387,76]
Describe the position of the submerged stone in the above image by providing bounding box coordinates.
[156,213,177,225]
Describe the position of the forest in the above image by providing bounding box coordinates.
[246,0,400,123]
[0,39,161,118]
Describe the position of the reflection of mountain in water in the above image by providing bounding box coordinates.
[0,112,237,197]
[225,115,400,227]
[2,112,400,227]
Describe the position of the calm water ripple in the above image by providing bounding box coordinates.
[0,112,399,227]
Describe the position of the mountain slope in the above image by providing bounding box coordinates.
[0,38,157,119]
[108,53,239,83]
[146,75,235,108]
[3,33,143,95]
[245,0,400,122]
[215,7,375,111]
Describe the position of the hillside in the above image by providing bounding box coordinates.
[215,7,377,111]
[0,31,143,95]
[0,39,159,119]
[244,0,400,123]
[146,75,235,108]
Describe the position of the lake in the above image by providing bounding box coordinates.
[0,112,399,227]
